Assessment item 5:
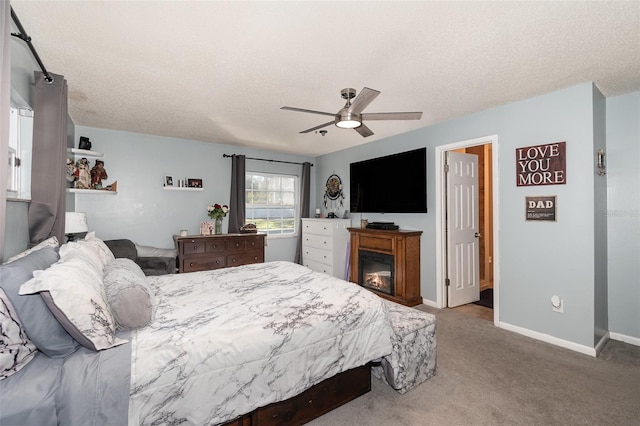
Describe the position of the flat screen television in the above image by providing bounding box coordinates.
[350,147,427,213]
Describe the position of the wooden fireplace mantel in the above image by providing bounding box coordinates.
[348,227,422,306]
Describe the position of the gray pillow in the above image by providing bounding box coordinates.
[103,258,154,330]
[0,247,80,358]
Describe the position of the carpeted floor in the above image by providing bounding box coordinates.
[308,305,640,426]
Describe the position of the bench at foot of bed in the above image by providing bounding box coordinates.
[372,299,437,394]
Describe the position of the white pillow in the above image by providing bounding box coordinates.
[84,232,115,265]
[0,288,38,379]
[4,236,59,264]
[59,232,114,275]
[19,256,127,351]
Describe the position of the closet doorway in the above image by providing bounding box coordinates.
[435,135,499,325]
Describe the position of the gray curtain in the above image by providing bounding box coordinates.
[228,154,246,233]
[294,162,312,264]
[0,2,10,259]
[28,71,67,245]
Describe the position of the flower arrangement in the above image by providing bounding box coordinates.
[207,203,229,220]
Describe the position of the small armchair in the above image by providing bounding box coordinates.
[104,239,177,275]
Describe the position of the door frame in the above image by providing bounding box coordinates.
[435,134,500,326]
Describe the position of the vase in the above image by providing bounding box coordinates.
[214,217,223,235]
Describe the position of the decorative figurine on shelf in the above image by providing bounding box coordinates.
[78,136,92,151]
[65,158,76,188]
[74,157,91,189]
[90,160,108,190]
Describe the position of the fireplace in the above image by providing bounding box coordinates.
[358,250,394,295]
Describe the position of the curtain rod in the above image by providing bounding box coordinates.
[10,7,53,83]
[223,154,313,167]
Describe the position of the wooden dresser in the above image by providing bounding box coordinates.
[301,218,350,279]
[173,233,266,273]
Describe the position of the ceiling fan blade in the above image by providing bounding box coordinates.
[348,87,380,114]
[362,112,423,121]
[281,106,335,117]
[355,123,374,138]
[299,120,335,134]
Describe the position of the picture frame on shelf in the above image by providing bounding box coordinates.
[188,178,203,188]
[165,175,173,187]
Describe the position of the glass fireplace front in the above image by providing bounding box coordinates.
[358,250,394,295]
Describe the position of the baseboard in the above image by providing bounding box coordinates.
[594,332,610,356]
[609,332,640,347]
[498,321,597,357]
[421,298,439,308]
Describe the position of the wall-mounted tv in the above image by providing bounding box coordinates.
[350,147,427,214]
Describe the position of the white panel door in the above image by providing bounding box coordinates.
[447,151,480,307]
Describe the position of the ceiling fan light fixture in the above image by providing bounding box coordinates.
[335,110,361,129]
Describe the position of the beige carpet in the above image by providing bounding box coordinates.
[309,305,640,426]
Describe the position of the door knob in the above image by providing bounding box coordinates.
[475,232,481,238]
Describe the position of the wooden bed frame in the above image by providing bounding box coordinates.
[221,364,371,426]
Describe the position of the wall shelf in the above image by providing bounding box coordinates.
[67,188,117,195]
[67,148,104,158]
[163,186,203,192]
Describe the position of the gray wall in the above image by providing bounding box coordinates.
[73,126,315,261]
[316,83,604,348]
[606,91,640,340]
[592,86,608,346]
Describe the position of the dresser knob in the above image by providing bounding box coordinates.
[193,245,198,250]
[189,263,194,267]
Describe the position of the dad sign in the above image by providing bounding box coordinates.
[516,141,566,186]
[526,196,557,221]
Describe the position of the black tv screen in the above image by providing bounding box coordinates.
[350,147,427,213]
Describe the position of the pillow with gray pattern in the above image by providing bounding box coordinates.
[0,288,38,380]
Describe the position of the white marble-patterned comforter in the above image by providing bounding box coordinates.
[128,261,394,425]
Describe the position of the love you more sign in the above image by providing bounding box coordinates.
[516,141,566,186]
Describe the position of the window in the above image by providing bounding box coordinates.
[245,172,297,236]
[7,106,33,201]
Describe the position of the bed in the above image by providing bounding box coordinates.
[0,235,393,425]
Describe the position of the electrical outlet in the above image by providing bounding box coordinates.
[551,295,563,313]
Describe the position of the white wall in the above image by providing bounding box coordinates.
[317,83,604,348]
[606,91,640,341]
[73,126,315,261]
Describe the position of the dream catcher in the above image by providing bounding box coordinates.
[324,173,345,208]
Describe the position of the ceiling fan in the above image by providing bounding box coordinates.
[281,87,423,137]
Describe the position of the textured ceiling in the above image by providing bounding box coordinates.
[10,1,640,156]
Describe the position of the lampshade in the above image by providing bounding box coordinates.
[335,109,362,129]
[65,212,89,234]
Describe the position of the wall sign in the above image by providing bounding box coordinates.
[526,196,557,221]
[516,141,566,186]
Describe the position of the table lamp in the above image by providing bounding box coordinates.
[65,212,88,242]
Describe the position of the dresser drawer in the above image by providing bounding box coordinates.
[225,239,246,252]
[226,251,264,267]
[303,258,333,275]
[181,256,225,272]
[303,233,333,251]
[302,220,333,236]
[205,240,226,252]
[182,241,206,254]
[303,246,332,266]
